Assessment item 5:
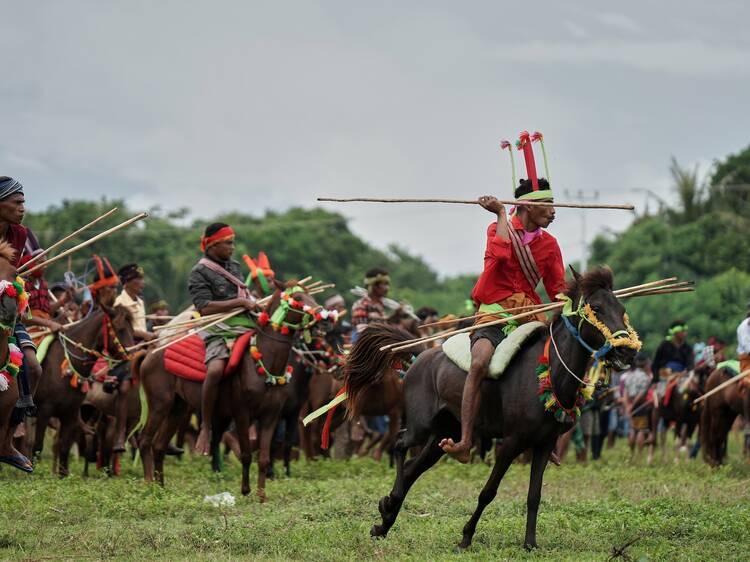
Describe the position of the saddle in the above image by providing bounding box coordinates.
[164,331,254,382]
[442,321,545,379]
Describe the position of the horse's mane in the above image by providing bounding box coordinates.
[0,241,16,264]
[564,266,614,301]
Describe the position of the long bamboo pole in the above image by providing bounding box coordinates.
[21,212,149,277]
[317,197,635,211]
[18,207,119,273]
[381,277,685,352]
[693,368,750,404]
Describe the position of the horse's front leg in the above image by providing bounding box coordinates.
[459,436,520,550]
[256,418,277,503]
[231,409,252,496]
[523,437,556,550]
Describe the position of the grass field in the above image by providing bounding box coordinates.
[0,436,748,561]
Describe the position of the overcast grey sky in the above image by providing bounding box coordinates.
[2,1,748,276]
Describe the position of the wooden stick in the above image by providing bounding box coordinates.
[386,301,563,352]
[694,368,750,404]
[383,277,685,352]
[152,313,225,331]
[298,276,313,285]
[624,287,694,297]
[22,212,149,277]
[317,197,635,211]
[18,207,119,273]
[148,309,246,354]
[147,294,274,354]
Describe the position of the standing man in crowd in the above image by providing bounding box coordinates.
[351,267,390,342]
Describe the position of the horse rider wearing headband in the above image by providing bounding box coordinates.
[351,267,390,343]
[189,222,258,455]
[439,132,567,463]
[0,176,45,472]
[651,320,693,386]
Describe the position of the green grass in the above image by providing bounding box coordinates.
[0,437,748,561]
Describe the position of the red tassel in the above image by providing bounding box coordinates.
[517,131,539,189]
[321,387,347,450]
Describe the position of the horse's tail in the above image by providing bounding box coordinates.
[131,350,148,384]
[344,324,414,418]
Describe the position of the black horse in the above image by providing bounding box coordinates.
[343,268,638,550]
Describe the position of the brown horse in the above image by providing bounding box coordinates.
[0,241,28,471]
[30,289,134,476]
[344,268,638,550]
[700,366,750,466]
[137,283,320,500]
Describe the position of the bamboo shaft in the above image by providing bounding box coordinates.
[22,212,149,277]
[693,369,750,404]
[318,197,635,211]
[382,277,687,352]
[18,207,119,273]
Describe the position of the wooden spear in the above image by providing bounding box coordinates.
[693,368,750,404]
[18,207,119,273]
[381,277,685,352]
[21,213,149,277]
[318,197,634,211]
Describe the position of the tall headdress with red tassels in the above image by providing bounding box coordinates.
[499,130,552,201]
[88,255,119,295]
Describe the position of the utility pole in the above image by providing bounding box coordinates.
[565,189,599,272]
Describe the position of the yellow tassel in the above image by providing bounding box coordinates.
[582,385,594,401]
[545,396,556,409]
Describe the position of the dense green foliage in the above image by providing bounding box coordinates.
[590,144,750,353]
[27,204,475,316]
[0,439,748,560]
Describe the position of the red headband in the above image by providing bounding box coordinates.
[201,226,235,252]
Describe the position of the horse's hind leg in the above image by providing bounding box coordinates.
[523,437,556,550]
[458,436,522,550]
[153,403,186,486]
[371,433,445,539]
[56,415,78,478]
[233,411,253,497]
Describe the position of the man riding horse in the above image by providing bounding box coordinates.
[439,132,566,463]
[0,179,43,419]
[190,222,258,455]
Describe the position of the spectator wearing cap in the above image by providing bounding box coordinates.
[114,263,155,342]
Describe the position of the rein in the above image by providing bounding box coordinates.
[58,313,131,382]
[537,293,642,423]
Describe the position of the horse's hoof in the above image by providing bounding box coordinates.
[257,489,266,503]
[455,540,471,553]
[523,541,538,551]
[241,488,250,497]
[370,525,387,538]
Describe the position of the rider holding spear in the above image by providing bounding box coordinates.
[189,223,258,455]
[439,132,567,463]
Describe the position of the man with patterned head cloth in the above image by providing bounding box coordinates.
[351,267,390,342]
[439,133,567,463]
[188,223,258,455]
[0,177,43,472]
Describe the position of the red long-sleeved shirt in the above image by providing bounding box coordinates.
[471,216,566,306]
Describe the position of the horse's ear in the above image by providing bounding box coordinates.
[568,264,582,283]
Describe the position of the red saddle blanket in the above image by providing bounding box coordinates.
[164,332,253,382]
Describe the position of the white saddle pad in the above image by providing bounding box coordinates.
[442,321,545,379]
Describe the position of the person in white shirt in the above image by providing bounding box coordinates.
[736,302,750,375]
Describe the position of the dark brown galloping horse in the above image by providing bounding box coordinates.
[31,287,134,476]
[343,269,638,550]
[137,283,321,500]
